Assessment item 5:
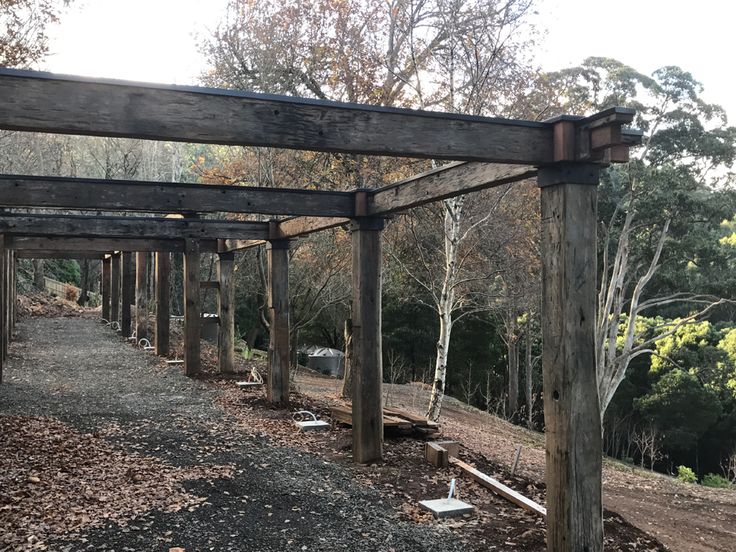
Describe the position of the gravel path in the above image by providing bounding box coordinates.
[0,317,466,552]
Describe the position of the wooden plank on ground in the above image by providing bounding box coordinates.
[450,457,547,518]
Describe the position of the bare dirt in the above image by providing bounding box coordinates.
[294,373,736,552]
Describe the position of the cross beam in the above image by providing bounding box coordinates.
[0,174,354,217]
[8,236,218,253]
[0,69,636,164]
[0,213,268,240]
[223,161,539,250]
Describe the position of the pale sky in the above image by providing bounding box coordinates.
[43,0,736,122]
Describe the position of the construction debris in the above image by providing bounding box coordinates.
[419,478,475,519]
[292,410,330,432]
[331,405,438,436]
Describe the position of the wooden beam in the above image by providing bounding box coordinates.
[217,251,235,374]
[183,239,201,376]
[538,164,603,552]
[0,68,556,164]
[267,240,290,404]
[135,252,148,341]
[199,280,220,289]
[8,236,218,253]
[110,252,120,325]
[450,457,547,517]
[351,218,384,463]
[223,162,536,250]
[120,252,134,338]
[0,235,4,380]
[0,175,355,217]
[155,252,170,357]
[0,213,269,240]
[14,250,106,259]
[369,162,537,215]
[101,256,111,323]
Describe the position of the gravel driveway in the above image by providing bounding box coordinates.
[0,316,466,552]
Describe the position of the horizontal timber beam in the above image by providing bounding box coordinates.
[0,213,269,240]
[14,250,106,259]
[0,174,355,217]
[223,162,537,251]
[8,236,218,253]
[0,68,558,163]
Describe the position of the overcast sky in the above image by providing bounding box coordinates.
[44,0,736,122]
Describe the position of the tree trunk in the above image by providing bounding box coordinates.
[525,318,534,427]
[426,197,463,422]
[507,313,519,416]
[32,259,45,290]
[341,318,353,400]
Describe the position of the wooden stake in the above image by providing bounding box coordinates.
[267,240,289,404]
[217,251,235,373]
[110,252,120,325]
[183,239,200,376]
[135,251,148,341]
[121,252,134,338]
[539,165,602,552]
[101,256,111,322]
[155,251,170,356]
[350,217,384,463]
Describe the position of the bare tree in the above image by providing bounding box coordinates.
[632,423,663,471]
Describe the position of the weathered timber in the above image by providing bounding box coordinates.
[369,162,536,214]
[0,213,269,240]
[200,280,220,289]
[155,252,170,356]
[223,162,536,250]
[14,250,106,259]
[0,68,556,164]
[183,239,201,376]
[0,235,4,378]
[0,174,354,217]
[330,405,412,431]
[539,167,602,552]
[101,256,111,322]
[351,218,384,463]
[217,252,235,374]
[120,252,134,337]
[110,253,120,325]
[8,236,218,253]
[450,457,547,518]
[135,252,148,341]
[425,442,449,468]
[267,240,289,404]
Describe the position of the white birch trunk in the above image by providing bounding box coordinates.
[427,196,463,422]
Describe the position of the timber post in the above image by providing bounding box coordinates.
[350,217,384,464]
[183,238,201,376]
[135,252,148,341]
[217,250,235,373]
[538,161,603,552]
[101,255,111,323]
[155,251,170,356]
[110,252,120,326]
[266,239,289,404]
[120,251,134,338]
[0,235,4,380]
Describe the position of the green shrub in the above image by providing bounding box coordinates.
[702,473,732,488]
[676,465,697,483]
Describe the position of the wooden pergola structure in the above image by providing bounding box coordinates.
[0,68,641,552]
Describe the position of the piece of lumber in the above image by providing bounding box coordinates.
[183,238,201,376]
[135,252,148,341]
[351,218,384,463]
[110,252,120,325]
[425,442,449,468]
[155,252,170,356]
[434,440,460,458]
[120,252,134,338]
[217,252,235,374]
[0,174,354,217]
[450,457,547,518]
[101,256,111,322]
[266,240,290,404]
[8,236,218,253]
[0,67,557,164]
[0,213,269,240]
[539,163,602,551]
